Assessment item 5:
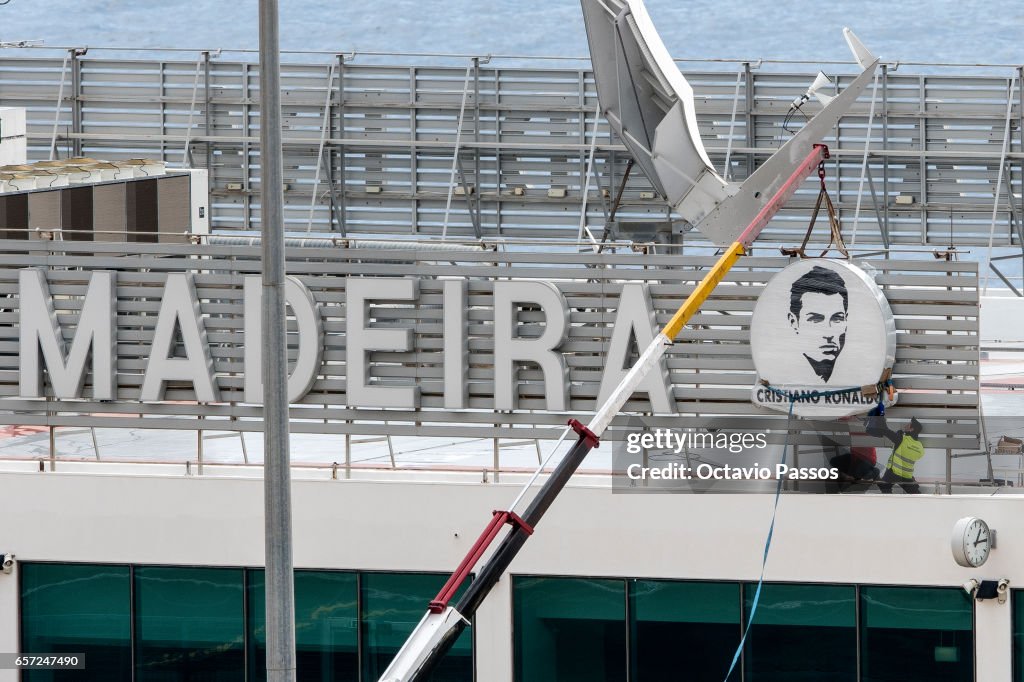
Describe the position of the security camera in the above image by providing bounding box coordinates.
[962,579,979,596]
[997,578,1010,604]
[1,553,14,575]
[973,579,1006,602]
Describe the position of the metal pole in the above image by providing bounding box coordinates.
[71,48,83,158]
[48,51,71,160]
[881,64,889,237]
[181,54,204,166]
[981,75,1017,294]
[440,63,474,240]
[850,69,880,246]
[259,1,297,680]
[204,51,213,186]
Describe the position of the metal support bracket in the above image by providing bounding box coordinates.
[568,418,600,449]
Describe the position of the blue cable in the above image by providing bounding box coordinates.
[722,381,893,680]
[722,398,793,681]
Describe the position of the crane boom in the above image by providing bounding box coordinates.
[378,143,831,682]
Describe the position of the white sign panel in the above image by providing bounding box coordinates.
[750,259,897,418]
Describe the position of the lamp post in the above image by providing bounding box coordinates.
[258,0,296,679]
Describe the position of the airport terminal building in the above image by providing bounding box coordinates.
[1,17,1024,681]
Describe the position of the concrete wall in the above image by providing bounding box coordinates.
[0,466,1019,680]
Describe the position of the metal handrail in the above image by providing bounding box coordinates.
[0,228,980,254]
[4,43,1024,69]
[31,132,1024,161]
[4,53,1021,248]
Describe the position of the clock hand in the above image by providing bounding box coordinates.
[973,534,988,547]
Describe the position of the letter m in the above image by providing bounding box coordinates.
[20,269,117,399]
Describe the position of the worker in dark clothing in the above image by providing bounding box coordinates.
[828,444,879,492]
[871,411,925,494]
[824,416,879,493]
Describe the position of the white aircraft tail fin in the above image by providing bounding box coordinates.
[844,28,875,69]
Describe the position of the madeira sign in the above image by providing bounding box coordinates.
[17,269,679,413]
[0,244,979,441]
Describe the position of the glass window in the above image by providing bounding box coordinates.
[20,563,131,682]
[630,580,740,681]
[360,572,473,682]
[513,576,626,682]
[134,566,245,681]
[861,586,972,682]
[744,583,856,681]
[1015,590,1024,682]
[247,569,358,682]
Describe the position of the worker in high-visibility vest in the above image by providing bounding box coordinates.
[875,415,925,494]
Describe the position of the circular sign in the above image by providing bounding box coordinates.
[750,259,896,418]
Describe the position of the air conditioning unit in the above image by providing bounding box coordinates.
[0,158,209,242]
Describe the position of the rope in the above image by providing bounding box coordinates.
[762,382,888,403]
[782,160,848,259]
[721,380,891,681]
[722,398,793,682]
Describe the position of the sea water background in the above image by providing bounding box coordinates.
[1,0,1022,67]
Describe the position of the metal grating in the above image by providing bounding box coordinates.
[0,55,1021,246]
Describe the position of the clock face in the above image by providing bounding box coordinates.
[961,518,991,567]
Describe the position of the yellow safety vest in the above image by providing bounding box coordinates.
[887,434,924,478]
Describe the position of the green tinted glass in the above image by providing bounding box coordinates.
[1015,590,1024,682]
[21,563,131,682]
[248,569,358,681]
[513,576,626,682]
[631,580,740,681]
[360,572,472,682]
[134,566,244,681]
[861,586,972,682]
[744,583,856,682]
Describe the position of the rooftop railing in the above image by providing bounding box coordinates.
[0,49,1019,257]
